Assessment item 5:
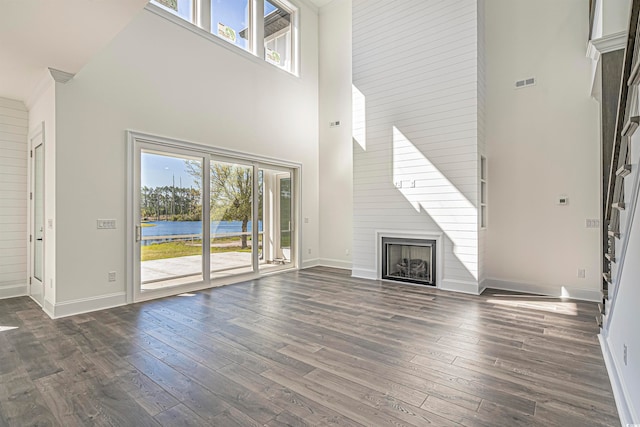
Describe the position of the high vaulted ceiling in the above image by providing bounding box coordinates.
[0,0,333,105]
[0,0,150,104]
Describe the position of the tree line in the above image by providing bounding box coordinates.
[140,185,201,221]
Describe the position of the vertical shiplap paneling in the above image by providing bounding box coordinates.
[0,97,28,295]
[352,0,480,288]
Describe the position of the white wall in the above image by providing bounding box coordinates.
[318,0,352,269]
[603,0,631,36]
[27,76,57,311]
[52,5,319,306]
[0,97,28,298]
[485,0,602,301]
[351,0,481,293]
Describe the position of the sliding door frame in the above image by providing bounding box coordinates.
[126,130,301,303]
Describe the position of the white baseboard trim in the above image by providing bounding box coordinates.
[599,334,637,425]
[43,299,55,319]
[301,258,320,269]
[318,258,352,270]
[484,278,602,302]
[51,292,127,319]
[440,279,480,295]
[0,283,28,300]
[351,268,377,280]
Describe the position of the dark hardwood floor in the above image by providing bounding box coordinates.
[0,267,619,426]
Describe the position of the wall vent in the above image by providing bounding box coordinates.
[515,77,536,89]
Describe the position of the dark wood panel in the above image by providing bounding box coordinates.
[0,267,620,426]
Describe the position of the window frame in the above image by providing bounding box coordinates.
[148,0,299,75]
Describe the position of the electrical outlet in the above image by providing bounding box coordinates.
[307,248,311,255]
[108,271,116,282]
[624,344,628,365]
[577,269,585,279]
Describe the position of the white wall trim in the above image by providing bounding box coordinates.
[441,279,481,295]
[0,284,28,300]
[48,68,75,84]
[318,258,352,270]
[301,258,320,269]
[352,268,376,280]
[606,141,640,330]
[599,333,638,425]
[51,292,127,319]
[484,278,602,302]
[587,31,628,60]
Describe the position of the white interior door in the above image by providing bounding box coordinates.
[30,128,44,306]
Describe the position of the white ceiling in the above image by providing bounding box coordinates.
[0,0,333,105]
[0,0,149,104]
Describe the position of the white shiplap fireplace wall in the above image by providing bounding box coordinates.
[352,0,486,294]
[0,97,28,298]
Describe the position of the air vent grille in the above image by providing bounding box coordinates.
[515,77,536,89]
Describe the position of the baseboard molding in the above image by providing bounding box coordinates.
[301,258,320,269]
[599,334,637,425]
[43,299,55,319]
[440,279,480,295]
[51,292,127,319]
[0,283,28,300]
[351,268,376,280]
[484,278,602,302]
[318,258,352,270]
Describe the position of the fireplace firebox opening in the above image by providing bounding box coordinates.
[382,237,436,286]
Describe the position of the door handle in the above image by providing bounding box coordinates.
[135,225,142,242]
[36,238,43,241]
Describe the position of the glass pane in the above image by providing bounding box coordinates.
[259,167,294,272]
[210,161,254,279]
[264,0,292,70]
[153,0,193,22]
[34,144,44,282]
[212,0,250,50]
[140,151,203,290]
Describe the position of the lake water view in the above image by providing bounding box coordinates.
[142,220,263,245]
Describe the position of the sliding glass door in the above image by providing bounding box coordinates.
[139,149,204,291]
[130,134,298,301]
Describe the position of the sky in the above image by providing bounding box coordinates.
[142,152,199,189]
[163,0,279,50]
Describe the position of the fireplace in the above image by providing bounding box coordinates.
[382,237,436,286]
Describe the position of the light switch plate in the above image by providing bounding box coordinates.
[97,219,116,229]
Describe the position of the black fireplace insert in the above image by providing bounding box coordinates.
[382,237,436,286]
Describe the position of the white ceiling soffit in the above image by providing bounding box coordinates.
[0,0,149,104]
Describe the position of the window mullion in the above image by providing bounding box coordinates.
[197,0,211,32]
[254,0,265,59]
[202,154,211,285]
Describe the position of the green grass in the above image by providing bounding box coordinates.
[141,223,156,228]
[142,240,251,261]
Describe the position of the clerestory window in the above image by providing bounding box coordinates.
[152,0,298,74]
